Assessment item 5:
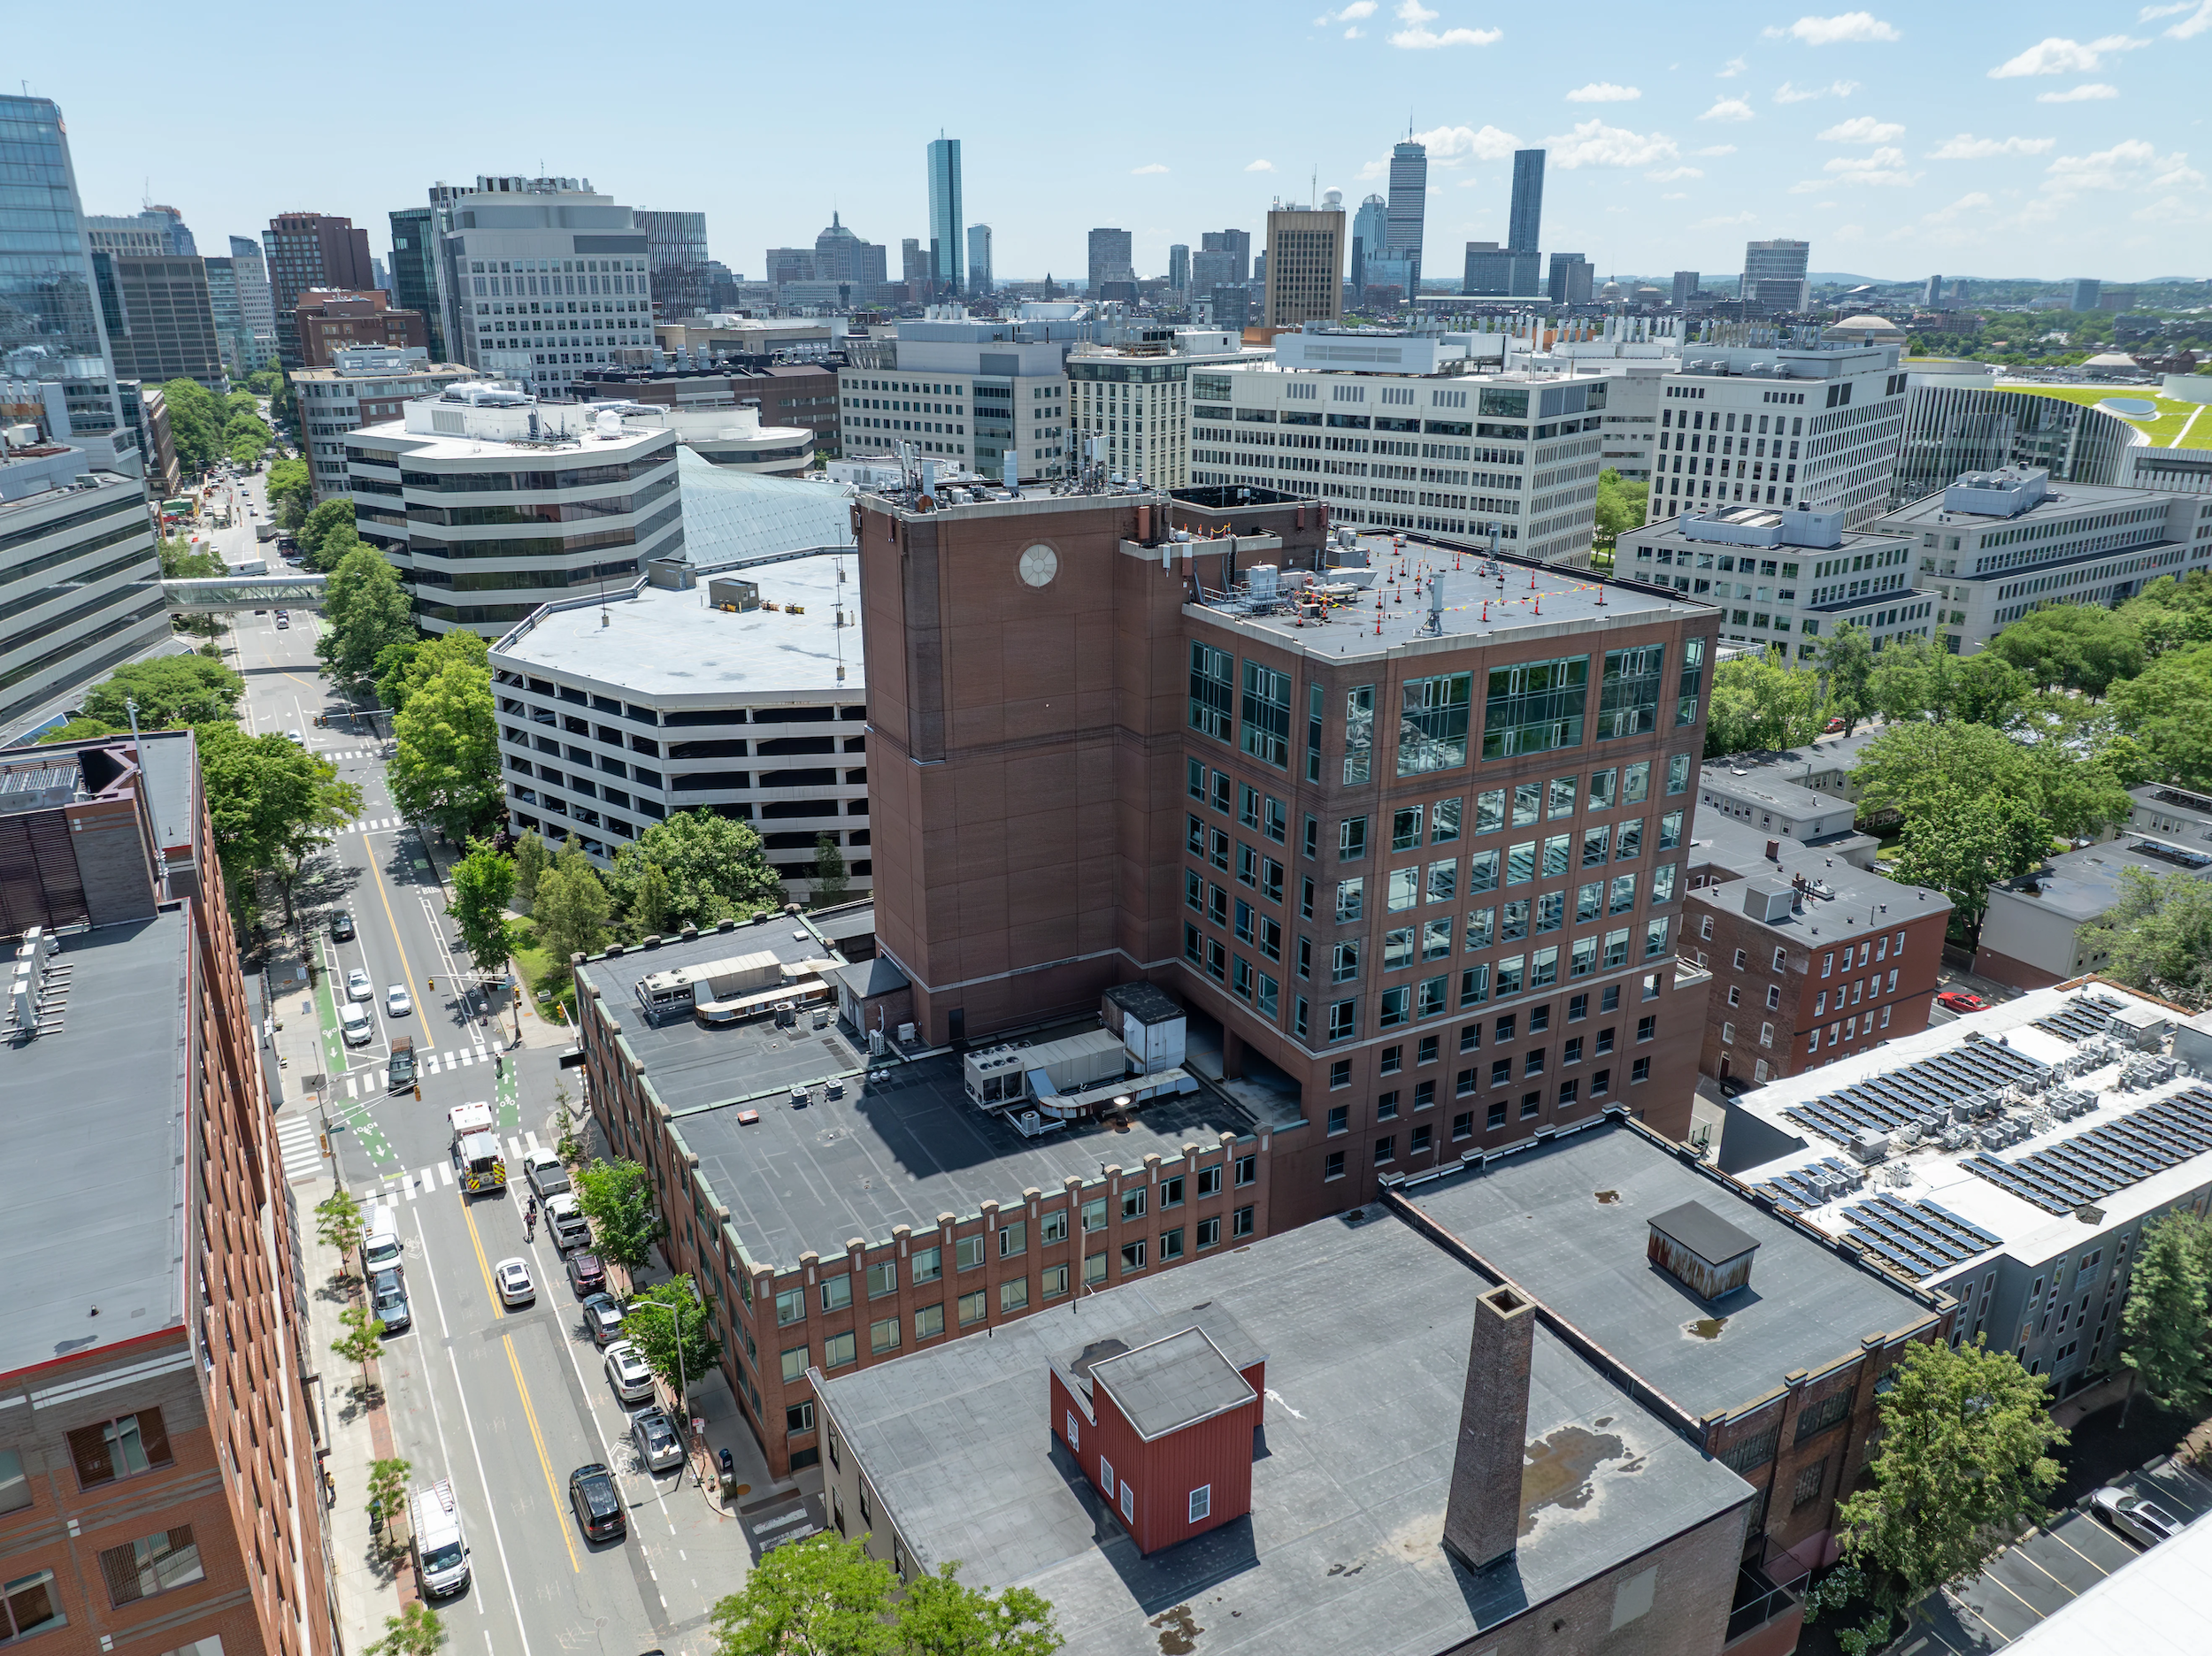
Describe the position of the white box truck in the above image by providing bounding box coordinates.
[408,1479,470,1597]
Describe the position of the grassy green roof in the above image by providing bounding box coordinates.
[2002,383,2212,451]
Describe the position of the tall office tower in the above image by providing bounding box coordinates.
[1087,227,1134,295]
[926,136,964,296]
[227,234,276,349]
[429,177,654,396]
[637,209,711,319]
[968,224,994,296]
[263,212,374,367]
[814,211,888,296]
[1386,140,1428,294]
[765,247,817,285]
[0,97,128,448]
[1461,242,1513,295]
[1201,228,1251,282]
[1951,279,1969,303]
[202,256,246,372]
[1351,193,1386,295]
[1263,198,1344,327]
[388,206,447,358]
[2070,278,2101,311]
[1741,238,1810,317]
[1546,252,1593,307]
[86,206,196,257]
[1167,242,1189,295]
[1508,147,1544,261]
[1922,273,1942,308]
[1671,270,1699,310]
[93,252,227,392]
[902,238,930,293]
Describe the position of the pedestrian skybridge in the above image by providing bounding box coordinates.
[163,574,329,613]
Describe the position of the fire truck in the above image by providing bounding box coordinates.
[447,1101,505,1195]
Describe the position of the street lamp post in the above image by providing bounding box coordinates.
[635,1282,705,1486]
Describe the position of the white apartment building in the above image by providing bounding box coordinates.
[1868,467,2212,656]
[345,384,683,635]
[838,307,1076,480]
[489,557,866,891]
[295,348,481,499]
[1065,326,1260,488]
[1618,502,1934,662]
[1187,326,1608,566]
[430,177,656,397]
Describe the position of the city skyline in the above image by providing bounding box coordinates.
[26,2,2210,286]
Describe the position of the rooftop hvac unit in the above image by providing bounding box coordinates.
[1847,1131,1890,1165]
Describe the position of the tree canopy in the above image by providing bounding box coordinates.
[265,456,311,531]
[298,497,362,571]
[448,839,518,975]
[1703,648,1829,757]
[624,1275,721,1397]
[1592,468,1648,549]
[2118,1214,2212,1419]
[2117,570,2212,659]
[51,654,246,733]
[160,378,223,472]
[2077,867,2212,1010]
[605,809,785,933]
[1815,623,1877,735]
[388,641,502,837]
[708,1532,1059,1656]
[318,546,417,694]
[2109,641,2212,788]
[1986,604,2145,698]
[533,850,612,969]
[196,724,362,922]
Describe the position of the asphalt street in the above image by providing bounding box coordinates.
[232,606,737,1656]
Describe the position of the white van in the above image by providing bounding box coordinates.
[362,1203,402,1274]
[341,1001,373,1046]
[408,1480,471,1596]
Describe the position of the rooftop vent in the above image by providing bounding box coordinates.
[1647,1200,1761,1300]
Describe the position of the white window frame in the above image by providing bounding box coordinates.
[1188,1484,1212,1523]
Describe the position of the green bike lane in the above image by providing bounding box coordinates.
[309,932,396,1169]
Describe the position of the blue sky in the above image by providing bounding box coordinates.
[29,2,2209,286]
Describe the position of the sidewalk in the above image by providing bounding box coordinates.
[410,829,575,1056]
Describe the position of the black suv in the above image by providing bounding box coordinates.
[568,1464,625,1541]
[330,910,356,941]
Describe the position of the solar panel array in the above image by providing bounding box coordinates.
[1782,1041,2051,1146]
[1964,1086,2212,1215]
[2031,993,2127,1044]
[1837,1193,2003,1280]
[1755,1155,1866,1212]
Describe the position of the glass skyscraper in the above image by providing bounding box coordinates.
[636,209,710,320]
[926,137,963,296]
[0,96,126,440]
[388,205,446,357]
[1386,142,1427,294]
[1508,150,1545,257]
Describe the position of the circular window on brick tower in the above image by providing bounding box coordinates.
[1018,544,1059,587]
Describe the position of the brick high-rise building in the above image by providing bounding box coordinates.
[289,288,428,366]
[858,480,1717,1227]
[0,731,332,1656]
[262,212,373,368]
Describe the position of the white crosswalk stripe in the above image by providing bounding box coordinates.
[524,1131,541,1154]
[344,1075,357,1100]
[399,1171,418,1201]
[275,1114,322,1182]
[458,1049,472,1067]
[422,1165,441,1194]
[437,1161,455,1187]
[475,1046,490,1064]
[507,1136,524,1162]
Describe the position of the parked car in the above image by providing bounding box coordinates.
[2092,1487,2184,1547]
[494,1257,535,1307]
[524,1148,571,1200]
[1935,990,1987,1013]
[567,1464,625,1540]
[346,968,373,1001]
[370,1267,411,1334]
[341,1003,373,1046]
[546,1194,591,1252]
[387,984,413,1016]
[330,910,356,941]
[630,1407,683,1474]
[567,1252,606,1297]
[580,1293,624,1346]
[1824,717,1846,732]
[603,1341,654,1403]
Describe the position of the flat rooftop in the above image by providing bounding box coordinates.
[1689,812,1947,939]
[347,414,672,463]
[1732,982,2212,1282]
[580,930,1262,1268]
[1995,835,2212,923]
[1194,534,1713,660]
[1880,477,2173,527]
[1396,1116,1939,1421]
[815,1195,1749,1656]
[1,911,189,1381]
[1632,517,1910,554]
[491,550,864,701]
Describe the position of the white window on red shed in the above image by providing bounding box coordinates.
[1188,1484,1211,1523]
[1099,1456,1114,1497]
[1120,1480,1135,1522]
[1065,1412,1080,1453]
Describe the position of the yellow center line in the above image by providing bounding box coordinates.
[364,825,434,1050]
[503,1333,581,1574]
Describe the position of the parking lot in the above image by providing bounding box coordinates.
[1893,1453,2212,1652]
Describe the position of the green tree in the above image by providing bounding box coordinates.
[1851,722,2031,826]
[2117,1214,2212,1423]
[573,1158,658,1270]
[624,1276,721,1399]
[373,640,422,714]
[157,534,226,579]
[366,1456,412,1552]
[603,807,784,929]
[1889,788,2050,944]
[512,830,552,907]
[1987,604,2145,698]
[449,838,518,974]
[332,1304,385,1366]
[315,1189,365,1268]
[267,372,298,437]
[389,649,502,838]
[709,1532,900,1656]
[1703,648,1830,757]
[317,546,417,693]
[533,856,612,970]
[381,630,486,716]
[1834,1338,2066,1614]
[161,378,222,472]
[2078,868,2212,1010]
[632,858,672,936]
[368,1602,446,1656]
[2119,569,2212,658]
[2109,640,2212,787]
[1591,468,1647,549]
[810,835,849,908]
[296,496,357,568]
[1950,651,2037,727]
[1866,634,1948,725]
[76,654,245,730]
[265,456,311,530]
[896,1564,1062,1656]
[197,724,363,923]
[1816,623,1878,734]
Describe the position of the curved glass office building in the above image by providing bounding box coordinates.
[1890,380,2136,505]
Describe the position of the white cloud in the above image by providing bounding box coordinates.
[1131,163,1169,174]
[1390,15,1504,48]
[1927,134,2055,158]
[1786,179,1824,194]
[1823,145,1918,184]
[1356,158,1389,180]
[1774,78,1861,101]
[1311,2,1376,21]
[2039,82,2120,101]
[2147,2,2212,37]
[1923,191,1994,222]
[1541,119,1680,168]
[1695,211,1760,226]
[1566,81,1640,101]
[1819,115,1904,142]
[2046,138,2205,195]
[1701,96,1755,121]
[1693,143,1739,156]
[1764,12,1900,44]
[2139,2,2193,16]
[1344,25,1364,35]
[1413,122,1523,161]
[1647,165,1704,180]
[1988,35,2148,77]
[1718,54,1748,76]
[1245,158,1277,172]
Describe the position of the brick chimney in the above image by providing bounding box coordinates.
[1442,1284,1537,1573]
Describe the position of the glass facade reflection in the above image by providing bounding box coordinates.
[0,96,124,438]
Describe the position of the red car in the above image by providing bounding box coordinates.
[566,1252,606,1296]
[1936,990,1987,1013]
[1824,717,1847,733]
